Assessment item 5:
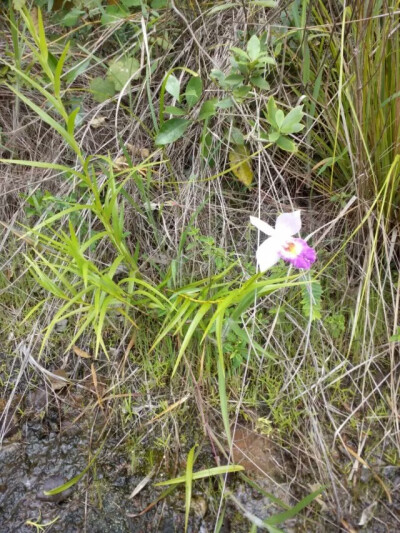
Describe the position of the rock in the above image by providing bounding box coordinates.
[36,475,73,503]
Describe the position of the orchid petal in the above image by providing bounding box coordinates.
[256,237,281,271]
[250,216,275,236]
[275,210,302,237]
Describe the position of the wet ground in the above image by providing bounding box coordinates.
[1,385,400,532]
[0,378,306,533]
[0,387,214,533]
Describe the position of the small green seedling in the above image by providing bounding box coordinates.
[262,96,305,152]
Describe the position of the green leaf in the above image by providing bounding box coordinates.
[266,96,278,128]
[121,0,142,6]
[60,8,84,27]
[275,135,297,152]
[198,98,218,120]
[224,73,244,87]
[286,123,304,133]
[280,105,305,134]
[67,106,80,136]
[44,442,105,496]
[90,77,116,102]
[257,54,276,65]
[171,302,211,377]
[275,109,284,129]
[210,69,226,84]
[101,5,128,25]
[268,131,280,143]
[13,0,26,8]
[5,82,80,155]
[233,85,251,101]
[65,58,91,85]
[151,0,168,8]
[250,75,270,90]
[229,127,245,146]
[164,105,186,116]
[155,119,191,145]
[247,35,261,61]
[265,486,325,526]
[185,76,202,108]
[54,41,70,99]
[389,327,400,342]
[165,74,180,100]
[107,56,140,90]
[185,445,197,533]
[216,97,234,109]
[208,3,238,14]
[155,465,244,486]
[250,1,277,6]
[230,47,249,61]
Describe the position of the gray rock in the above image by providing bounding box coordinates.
[36,475,73,503]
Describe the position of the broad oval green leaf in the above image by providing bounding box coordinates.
[216,97,234,109]
[230,127,245,146]
[155,119,191,145]
[280,105,305,134]
[275,135,297,152]
[166,74,180,100]
[275,109,284,129]
[164,105,187,116]
[224,73,244,87]
[250,75,270,90]
[198,98,218,120]
[247,35,261,61]
[90,77,116,103]
[107,56,140,91]
[185,76,203,108]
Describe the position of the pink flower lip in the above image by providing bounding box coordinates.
[278,238,316,270]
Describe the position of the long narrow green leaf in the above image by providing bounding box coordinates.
[150,299,192,352]
[155,464,244,486]
[0,158,84,179]
[67,106,80,136]
[264,486,325,526]
[4,63,66,120]
[44,441,105,496]
[24,205,92,235]
[54,40,70,99]
[5,83,79,154]
[185,445,197,533]
[37,7,49,65]
[40,305,92,356]
[216,313,231,448]
[171,303,211,377]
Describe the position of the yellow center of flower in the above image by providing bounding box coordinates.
[282,240,302,258]
[284,242,296,253]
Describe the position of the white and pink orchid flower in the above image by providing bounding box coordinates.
[250,210,316,272]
